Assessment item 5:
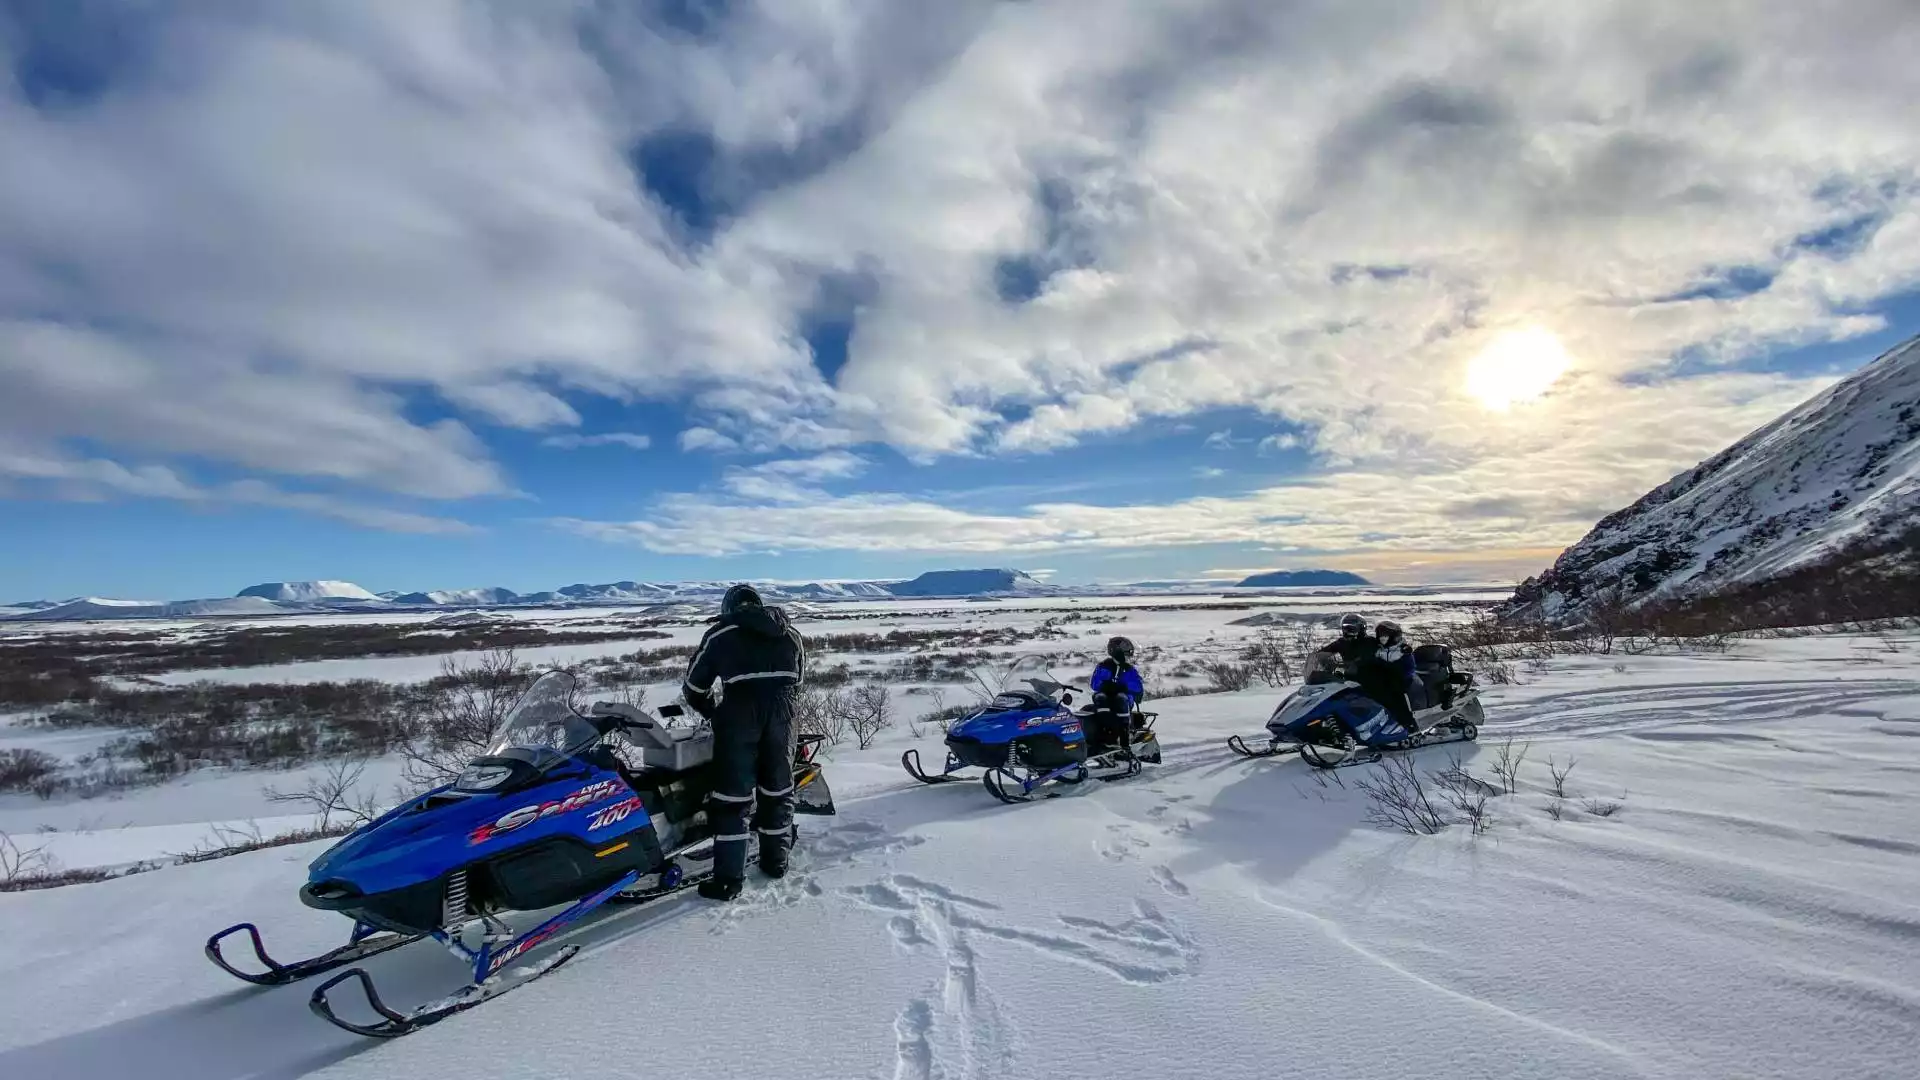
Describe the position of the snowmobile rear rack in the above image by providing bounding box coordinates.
[204,920,419,986]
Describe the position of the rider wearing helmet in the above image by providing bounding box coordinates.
[1317,613,1378,674]
[1364,619,1421,737]
[682,583,807,901]
[1087,636,1146,753]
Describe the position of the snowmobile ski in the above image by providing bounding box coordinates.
[204,921,421,986]
[901,747,972,785]
[1299,720,1478,770]
[309,941,582,1038]
[982,739,1154,803]
[310,869,642,1038]
[1225,734,1300,760]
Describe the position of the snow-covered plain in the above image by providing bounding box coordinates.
[2,607,1917,1080]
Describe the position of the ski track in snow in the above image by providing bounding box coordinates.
[4,633,1920,1079]
[1254,890,1656,1075]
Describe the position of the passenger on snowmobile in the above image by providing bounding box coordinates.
[682,584,807,901]
[1086,636,1145,753]
[1358,619,1419,736]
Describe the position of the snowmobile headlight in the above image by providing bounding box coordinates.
[455,763,515,791]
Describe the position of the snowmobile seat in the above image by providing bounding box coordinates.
[591,702,715,771]
[1411,645,1453,710]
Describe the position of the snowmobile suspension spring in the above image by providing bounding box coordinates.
[443,869,470,928]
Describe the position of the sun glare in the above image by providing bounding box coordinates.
[1465,327,1573,411]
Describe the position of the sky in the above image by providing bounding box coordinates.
[3,0,1920,601]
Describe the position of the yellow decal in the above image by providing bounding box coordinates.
[594,842,631,858]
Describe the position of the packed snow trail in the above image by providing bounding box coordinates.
[2,637,1918,1079]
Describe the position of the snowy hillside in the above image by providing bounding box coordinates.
[237,581,382,603]
[1508,334,1920,620]
[390,587,520,606]
[1,633,1916,1079]
[1,595,300,621]
[888,569,1052,596]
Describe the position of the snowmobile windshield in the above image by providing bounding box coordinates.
[483,671,602,771]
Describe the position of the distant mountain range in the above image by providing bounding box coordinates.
[1504,332,1920,624]
[3,564,1400,623]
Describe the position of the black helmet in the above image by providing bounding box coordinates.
[721,583,763,617]
[1374,619,1403,646]
[1106,636,1136,662]
[1339,614,1366,638]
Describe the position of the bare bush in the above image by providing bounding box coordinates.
[1476,660,1517,685]
[172,820,354,865]
[1581,797,1624,818]
[839,684,894,750]
[1545,799,1566,821]
[1239,628,1294,687]
[403,649,528,789]
[792,685,848,750]
[1546,755,1577,799]
[0,748,60,794]
[1352,755,1448,835]
[1202,661,1254,693]
[263,757,383,831]
[1,831,50,883]
[1432,753,1499,835]
[1489,737,1530,795]
[1578,586,1634,655]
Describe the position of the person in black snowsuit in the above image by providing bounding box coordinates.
[1318,613,1376,671]
[1086,636,1145,754]
[682,584,807,902]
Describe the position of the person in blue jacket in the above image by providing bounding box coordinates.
[1363,620,1420,736]
[1086,636,1145,752]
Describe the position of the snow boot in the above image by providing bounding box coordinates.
[699,877,743,902]
[758,841,790,880]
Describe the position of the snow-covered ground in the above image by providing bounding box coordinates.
[2,626,1917,1080]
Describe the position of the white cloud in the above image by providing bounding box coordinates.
[0,444,473,534]
[448,383,583,430]
[1257,434,1300,454]
[744,452,868,482]
[678,427,741,452]
[1204,430,1236,450]
[542,432,653,450]
[1195,466,1226,478]
[6,2,1920,563]
[559,369,1824,559]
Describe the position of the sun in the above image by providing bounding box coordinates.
[1465,327,1573,410]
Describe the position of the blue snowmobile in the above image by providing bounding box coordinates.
[204,670,834,1037]
[1227,646,1483,768]
[902,656,1161,803]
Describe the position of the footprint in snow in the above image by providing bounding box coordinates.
[1149,864,1191,899]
